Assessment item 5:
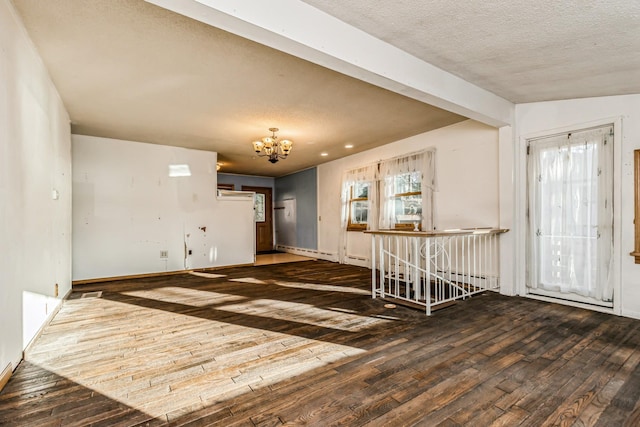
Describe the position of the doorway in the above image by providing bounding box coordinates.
[526,124,614,307]
[242,186,273,253]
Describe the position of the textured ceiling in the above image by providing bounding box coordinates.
[11,0,465,177]
[303,0,640,103]
[12,0,640,177]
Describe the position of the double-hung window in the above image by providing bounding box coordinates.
[388,171,422,229]
[347,182,370,231]
[379,150,436,231]
[340,151,435,233]
[341,165,378,232]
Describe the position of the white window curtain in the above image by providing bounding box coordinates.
[339,164,378,261]
[378,149,436,230]
[527,125,613,302]
[340,164,378,231]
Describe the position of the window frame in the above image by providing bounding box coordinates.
[632,150,640,263]
[346,182,370,231]
[389,172,422,230]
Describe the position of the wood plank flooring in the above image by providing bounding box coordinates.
[1,260,639,426]
[254,252,315,266]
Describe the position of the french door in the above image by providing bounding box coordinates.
[526,125,614,306]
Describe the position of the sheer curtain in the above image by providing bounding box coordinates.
[339,164,378,261]
[527,125,613,302]
[378,150,436,230]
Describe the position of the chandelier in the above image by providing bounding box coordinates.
[251,127,293,164]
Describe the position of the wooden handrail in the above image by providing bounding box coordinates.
[365,228,509,237]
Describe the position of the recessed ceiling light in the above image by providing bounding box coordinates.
[345,144,353,149]
[321,152,328,157]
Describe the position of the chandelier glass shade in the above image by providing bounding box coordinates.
[252,128,293,163]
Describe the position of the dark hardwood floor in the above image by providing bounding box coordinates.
[1,260,639,426]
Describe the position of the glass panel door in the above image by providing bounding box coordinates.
[254,193,265,222]
[527,125,613,306]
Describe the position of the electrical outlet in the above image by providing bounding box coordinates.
[160,250,169,258]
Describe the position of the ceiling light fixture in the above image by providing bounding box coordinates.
[251,127,293,164]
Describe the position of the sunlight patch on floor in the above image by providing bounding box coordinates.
[188,271,227,279]
[274,280,370,295]
[122,287,247,307]
[229,277,268,285]
[217,298,391,332]
[26,296,365,419]
[254,253,315,265]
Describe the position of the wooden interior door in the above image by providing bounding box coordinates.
[242,186,273,253]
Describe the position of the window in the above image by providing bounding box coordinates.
[340,151,434,234]
[379,150,435,231]
[341,164,378,232]
[347,182,370,231]
[388,171,422,230]
[254,192,266,222]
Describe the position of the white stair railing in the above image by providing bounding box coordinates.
[367,228,508,315]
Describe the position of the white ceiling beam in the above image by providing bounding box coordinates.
[147,0,514,127]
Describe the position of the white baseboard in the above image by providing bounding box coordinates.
[525,293,615,315]
[622,308,640,320]
[316,251,339,262]
[343,255,370,268]
[276,245,339,262]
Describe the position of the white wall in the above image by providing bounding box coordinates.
[317,119,500,263]
[515,94,640,319]
[72,135,254,281]
[0,2,72,372]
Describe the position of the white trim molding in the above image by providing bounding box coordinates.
[275,245,339,262]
